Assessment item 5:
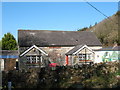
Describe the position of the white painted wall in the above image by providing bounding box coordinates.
[0,59,4,71]
[89,46,102,50]
[94,51,119,63]
[94,51,103,63]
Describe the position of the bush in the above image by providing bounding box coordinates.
[2,62,120,88]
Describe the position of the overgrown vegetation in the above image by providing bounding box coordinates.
[2,62,120,89]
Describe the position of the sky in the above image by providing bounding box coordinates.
[1,2,118,40]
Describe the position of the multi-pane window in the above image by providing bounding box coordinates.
[79,54,86,60]
[78,54,91,60]
[26,56,41,64]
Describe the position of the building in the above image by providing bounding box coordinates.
[94,46,120,63]
[0,50,18,71]
[18,30,102,70]
[1,30,119,71]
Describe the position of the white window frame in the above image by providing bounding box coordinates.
[26,56,41,64]
[78,53,92,61]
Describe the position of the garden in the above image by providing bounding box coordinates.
[2,61,120,89]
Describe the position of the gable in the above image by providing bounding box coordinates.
[20,45,48,57]
[66,45,95,55]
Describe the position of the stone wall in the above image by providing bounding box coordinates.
[19,46,74,69]
[4,58,17,71]
[19,46,102,70]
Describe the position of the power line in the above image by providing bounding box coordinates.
[83,0,118,24]
[84,0,109,19]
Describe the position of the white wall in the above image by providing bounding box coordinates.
[89,46,102,50]
[94,51,103,63]
[0,59,4,71]
[94,51,119,63]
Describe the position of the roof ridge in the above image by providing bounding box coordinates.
[18,29,91,32]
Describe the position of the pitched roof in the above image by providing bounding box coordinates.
[20,45,48,57]
[65,45,94,55]
[18,30,102,47]
[95,46,120,51]
[66,45,84,55]
[0,50,18,55]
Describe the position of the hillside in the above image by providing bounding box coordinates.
[86,11,120,47]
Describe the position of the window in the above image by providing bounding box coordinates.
[26,56,41,64]
[78,54,86,60]
[78,54,91,60]
[87,54,91,60]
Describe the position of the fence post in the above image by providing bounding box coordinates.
[8,82,12,90]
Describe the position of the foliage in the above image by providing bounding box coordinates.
[89,25,92,28]
[2,62,120,89]
[77,27,88,31]
[77,11,120,46]
[1,33,17,50]
[0,40,1,50]
[95,22,97,25]
[92,11,119,46]
[48,50,64,65]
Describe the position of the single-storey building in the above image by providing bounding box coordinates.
[0,50,18,71]
[1,30,119,71]
[18,30,102,70]
[94,46,120,63]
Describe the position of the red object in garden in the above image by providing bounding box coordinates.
[49,63,57,67]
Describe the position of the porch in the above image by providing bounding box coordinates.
[65,45,95,65]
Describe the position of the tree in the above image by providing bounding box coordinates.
[1,33,17,50]
[89,25,92,28]
[95,22,97,25]
[0,40,2,50]
[77,27,88,31]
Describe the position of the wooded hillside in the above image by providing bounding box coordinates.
[81,11,120,47]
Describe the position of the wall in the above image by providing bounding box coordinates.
[0,59,4,71]
[89,46,102,50]
[4,58,17,71]
[0,58,17,71]
[19,46,74,68]
[19,45,102,69]
[19,47,48,70]
[94,51,120,63]
[67,47,95,65]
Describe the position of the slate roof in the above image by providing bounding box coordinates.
[94,46,120,51]
[65,45,84,55]
[0,50,18,55]
[18,30,102,47]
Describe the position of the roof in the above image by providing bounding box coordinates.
[0,50,18,58]
[66,45,95,55]
[18,30,102,47]
[20,45,48,57]
[95,46,120,51]
[66,45,84,55]
[0,50,18,55]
